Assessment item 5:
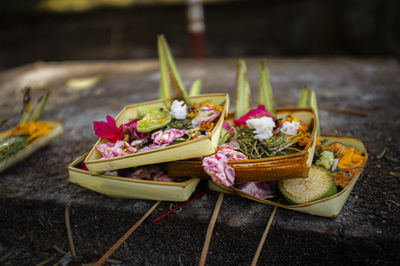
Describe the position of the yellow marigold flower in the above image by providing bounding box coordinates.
[201,121,215,132]
[332,143,365,188]
[10,121,52,143]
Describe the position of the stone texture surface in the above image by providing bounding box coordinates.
[0,58,399,265]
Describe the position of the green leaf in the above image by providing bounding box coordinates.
[29,91,50,121]
[235,59,252,119]
[258,60,275,115]
[157,35,172,101]
[310,90,320,137]
[19,87,32,124]
[297,87,310,107]
[189,79,202,96]
[159,35,190,105]
[297,87,320,137]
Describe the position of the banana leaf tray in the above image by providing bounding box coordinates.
[0,121,63,173]
[167,107,317,182]
[69,153,200,201]
[84,93,229,174]
[208,136,367,217]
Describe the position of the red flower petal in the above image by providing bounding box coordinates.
[93,115,124,142]
[233,105,272,127]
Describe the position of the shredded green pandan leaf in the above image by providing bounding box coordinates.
[0,137,28,161]
[166,118,192,130]
[232,128,299,159]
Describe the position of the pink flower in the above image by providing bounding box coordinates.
[151,129,185,145]
[137,144,168,153]
[202,142,247,186]
[97,140,137,159]
[233,105,272,127]
[222,122,235,135]
[94,116,124,142]
[94,116,147,142]
[123,119,148,139]
[202,153,235,186]
[126,165,170,181]
[238,182,274,199]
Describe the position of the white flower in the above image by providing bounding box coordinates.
[281,120,301,135]
[170,100,187,119]
[246,116,275,140]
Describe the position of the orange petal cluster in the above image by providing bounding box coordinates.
[10,121,52,142]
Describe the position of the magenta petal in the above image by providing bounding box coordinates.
[233,105,272,127]
[80,162,89,171]
[93,116,124,142]
[222,122,235,135]
[222,122,230,130]
[106,116,118,130]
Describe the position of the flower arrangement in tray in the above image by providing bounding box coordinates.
[168,60,317,185]
[192,61,368,217]
[209,134,367,217]
[0,88,63,173]
[93,99,225,160]
[69,35,217,200]
[166,59,367,217]
[83,36,228,174]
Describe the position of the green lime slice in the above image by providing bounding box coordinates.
[279,165,337,205]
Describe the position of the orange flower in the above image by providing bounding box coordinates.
[187,109,198,118]
[200,121,215,133]
[10,121,52,142]
[321,142,366,188]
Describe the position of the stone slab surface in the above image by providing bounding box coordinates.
[0,58,399,265]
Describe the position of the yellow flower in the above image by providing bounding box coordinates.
[10,121,52,142]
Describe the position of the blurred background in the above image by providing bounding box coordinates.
[1,0,399,71]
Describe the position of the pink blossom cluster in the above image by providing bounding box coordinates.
[126,165,171,182]
[97,140,138,159]
[96,127,186,159]
[151,129,185,145]
[237,182,274,199]
[202,141,247,186]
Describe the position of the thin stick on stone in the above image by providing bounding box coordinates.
[94,201,161,266]
[65,205,76,257]
[106,258,122,264]
[53,245,67,255]
[199,192,224,266]
[36,255,56,266]
[53,252,71,266]
[0,252,13,263]
[250,206,278,266]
